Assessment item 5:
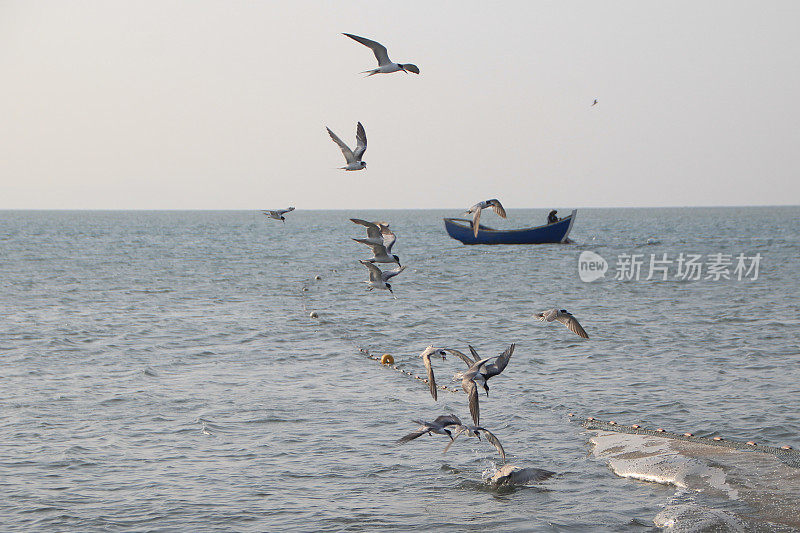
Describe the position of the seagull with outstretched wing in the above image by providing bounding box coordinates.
[327,122,367,171]
[342,33,420,76]
[466,199,507,237]
[262,207,295,223]
[534,308,589,339]
[443,424,506,462]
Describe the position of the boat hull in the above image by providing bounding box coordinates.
[443,210,577,245]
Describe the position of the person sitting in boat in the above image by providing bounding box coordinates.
[547,210,559,224]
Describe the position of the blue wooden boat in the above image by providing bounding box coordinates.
[443,209,577,245]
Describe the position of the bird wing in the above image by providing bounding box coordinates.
[353,122,367,161]
[423,352,437,401]
[472,207,482,238]
[382,230,397,253]
[276,207,295,216]
[467,345,481,363]
[360,259,383,282]
[444,348,475,368]
[434,414,462,427]
[396,427,427,444]
[488,199,507,218]
[350,218,382,241]
[483,343,514,378]
[463,379,480,426]
[479,428,506,462]
[352,238,388,256]
[381,265,405,281]
[556,313,589,339]
[343,33,391,66]
[327,127,356,164]
[464,357,494,380]
[263,210,279,218]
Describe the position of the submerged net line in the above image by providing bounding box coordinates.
[296,271,460,395]
[579,417,800,468]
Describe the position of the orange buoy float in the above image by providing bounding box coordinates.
[380,354,394,365]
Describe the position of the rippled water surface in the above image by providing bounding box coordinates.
[1,207,799,531]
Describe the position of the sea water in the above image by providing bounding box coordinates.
[1,207,798,531]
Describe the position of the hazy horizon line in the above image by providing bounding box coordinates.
[1,203,798,212]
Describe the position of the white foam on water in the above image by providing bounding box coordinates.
[589,430,800,530]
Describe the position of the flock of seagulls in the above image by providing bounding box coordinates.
[350,218,405,296]
[398,343,516,460]
[258,32,596,467]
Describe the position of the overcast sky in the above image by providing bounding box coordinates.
[1,1,799,209]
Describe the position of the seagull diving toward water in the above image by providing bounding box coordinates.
[534,309,589,339]
[342,33,420,76]
[262,207,295,223]
[419,345,448,400]
[359,260,405,297]
[396,415,462,444]
[447,344,515,398]
[327,122,367,171]
[443,424,506,462]
[455,356,496,426]
[466,199,507,238]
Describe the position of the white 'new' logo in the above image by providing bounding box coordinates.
[578,251,607,282]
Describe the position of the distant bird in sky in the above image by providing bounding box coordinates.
[420,345,448,400]
[342,33,420,76]
[443,424,506,462]
[327,122,367,170]
[592,99,598,106]
[534,309,589,339]
[396,414,462,444]
[447,344,515,398]
[262,207,295,222]
[466,199,506,237]
[360,260,405,296]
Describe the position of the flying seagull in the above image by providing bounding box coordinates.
[262,207,295,222]
[447,344,515,398]
[443,424,506,462]
[419,345,448,400]
[455,356,496,426]
[350,218,392,245]
[466,199,507,237]
[353,238,400,265]
[396,414,462,444]
[534,309,589,339]
[342,33,420,76]
[592,99,598,106]
[360,260,405,297]
[327,122,367,171]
